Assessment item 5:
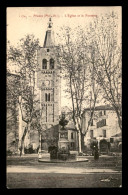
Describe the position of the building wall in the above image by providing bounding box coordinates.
[82,108,121,151]
[30,131,39,150]
[41,124,60,150]
[68,129,78,150]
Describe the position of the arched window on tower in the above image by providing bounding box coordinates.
[50,59,54,69]
[45,93,47,101]
[45,93,50,102]
[42,59,47,69]
[48,93,50,101]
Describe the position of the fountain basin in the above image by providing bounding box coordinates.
[38,156,89,163]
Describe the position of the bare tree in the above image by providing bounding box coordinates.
[56,27,100,152]
[7,34,40,156]
[85,11,122,130]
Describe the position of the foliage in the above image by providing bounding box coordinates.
[7,34,40,156]
[85,12,122,130]
[58,147,69,154]
[7,72,20,151]
[59,114,69,129]
[56,11,122,153]
[56,26,100,152]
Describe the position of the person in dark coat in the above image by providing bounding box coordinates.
[94,145,99,160]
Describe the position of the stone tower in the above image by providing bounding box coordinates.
[37,18,61,128]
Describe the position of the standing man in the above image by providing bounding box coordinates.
[94,145,99,160]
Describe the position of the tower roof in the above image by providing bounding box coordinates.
[43,18,54,48]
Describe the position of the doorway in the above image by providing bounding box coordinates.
[100,139,109,154]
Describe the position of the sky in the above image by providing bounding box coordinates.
[7,7,122,108]
[7,7,121,46]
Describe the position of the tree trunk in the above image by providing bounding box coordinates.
[116,110,122,131]
[112,104,122,131]
[81,133,85,152]
[39,132,42,152]
[78,130,82,153]
[19,125,28,156]
[26,123,31,147]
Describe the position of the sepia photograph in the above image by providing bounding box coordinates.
[6,6,122,188]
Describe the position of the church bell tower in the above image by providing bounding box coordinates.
[37,18,61,127]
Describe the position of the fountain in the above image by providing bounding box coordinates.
[38,143,89,163]
[38,114,88,163]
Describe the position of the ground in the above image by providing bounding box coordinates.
[7,173,122,188]
[6,154,122,188]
